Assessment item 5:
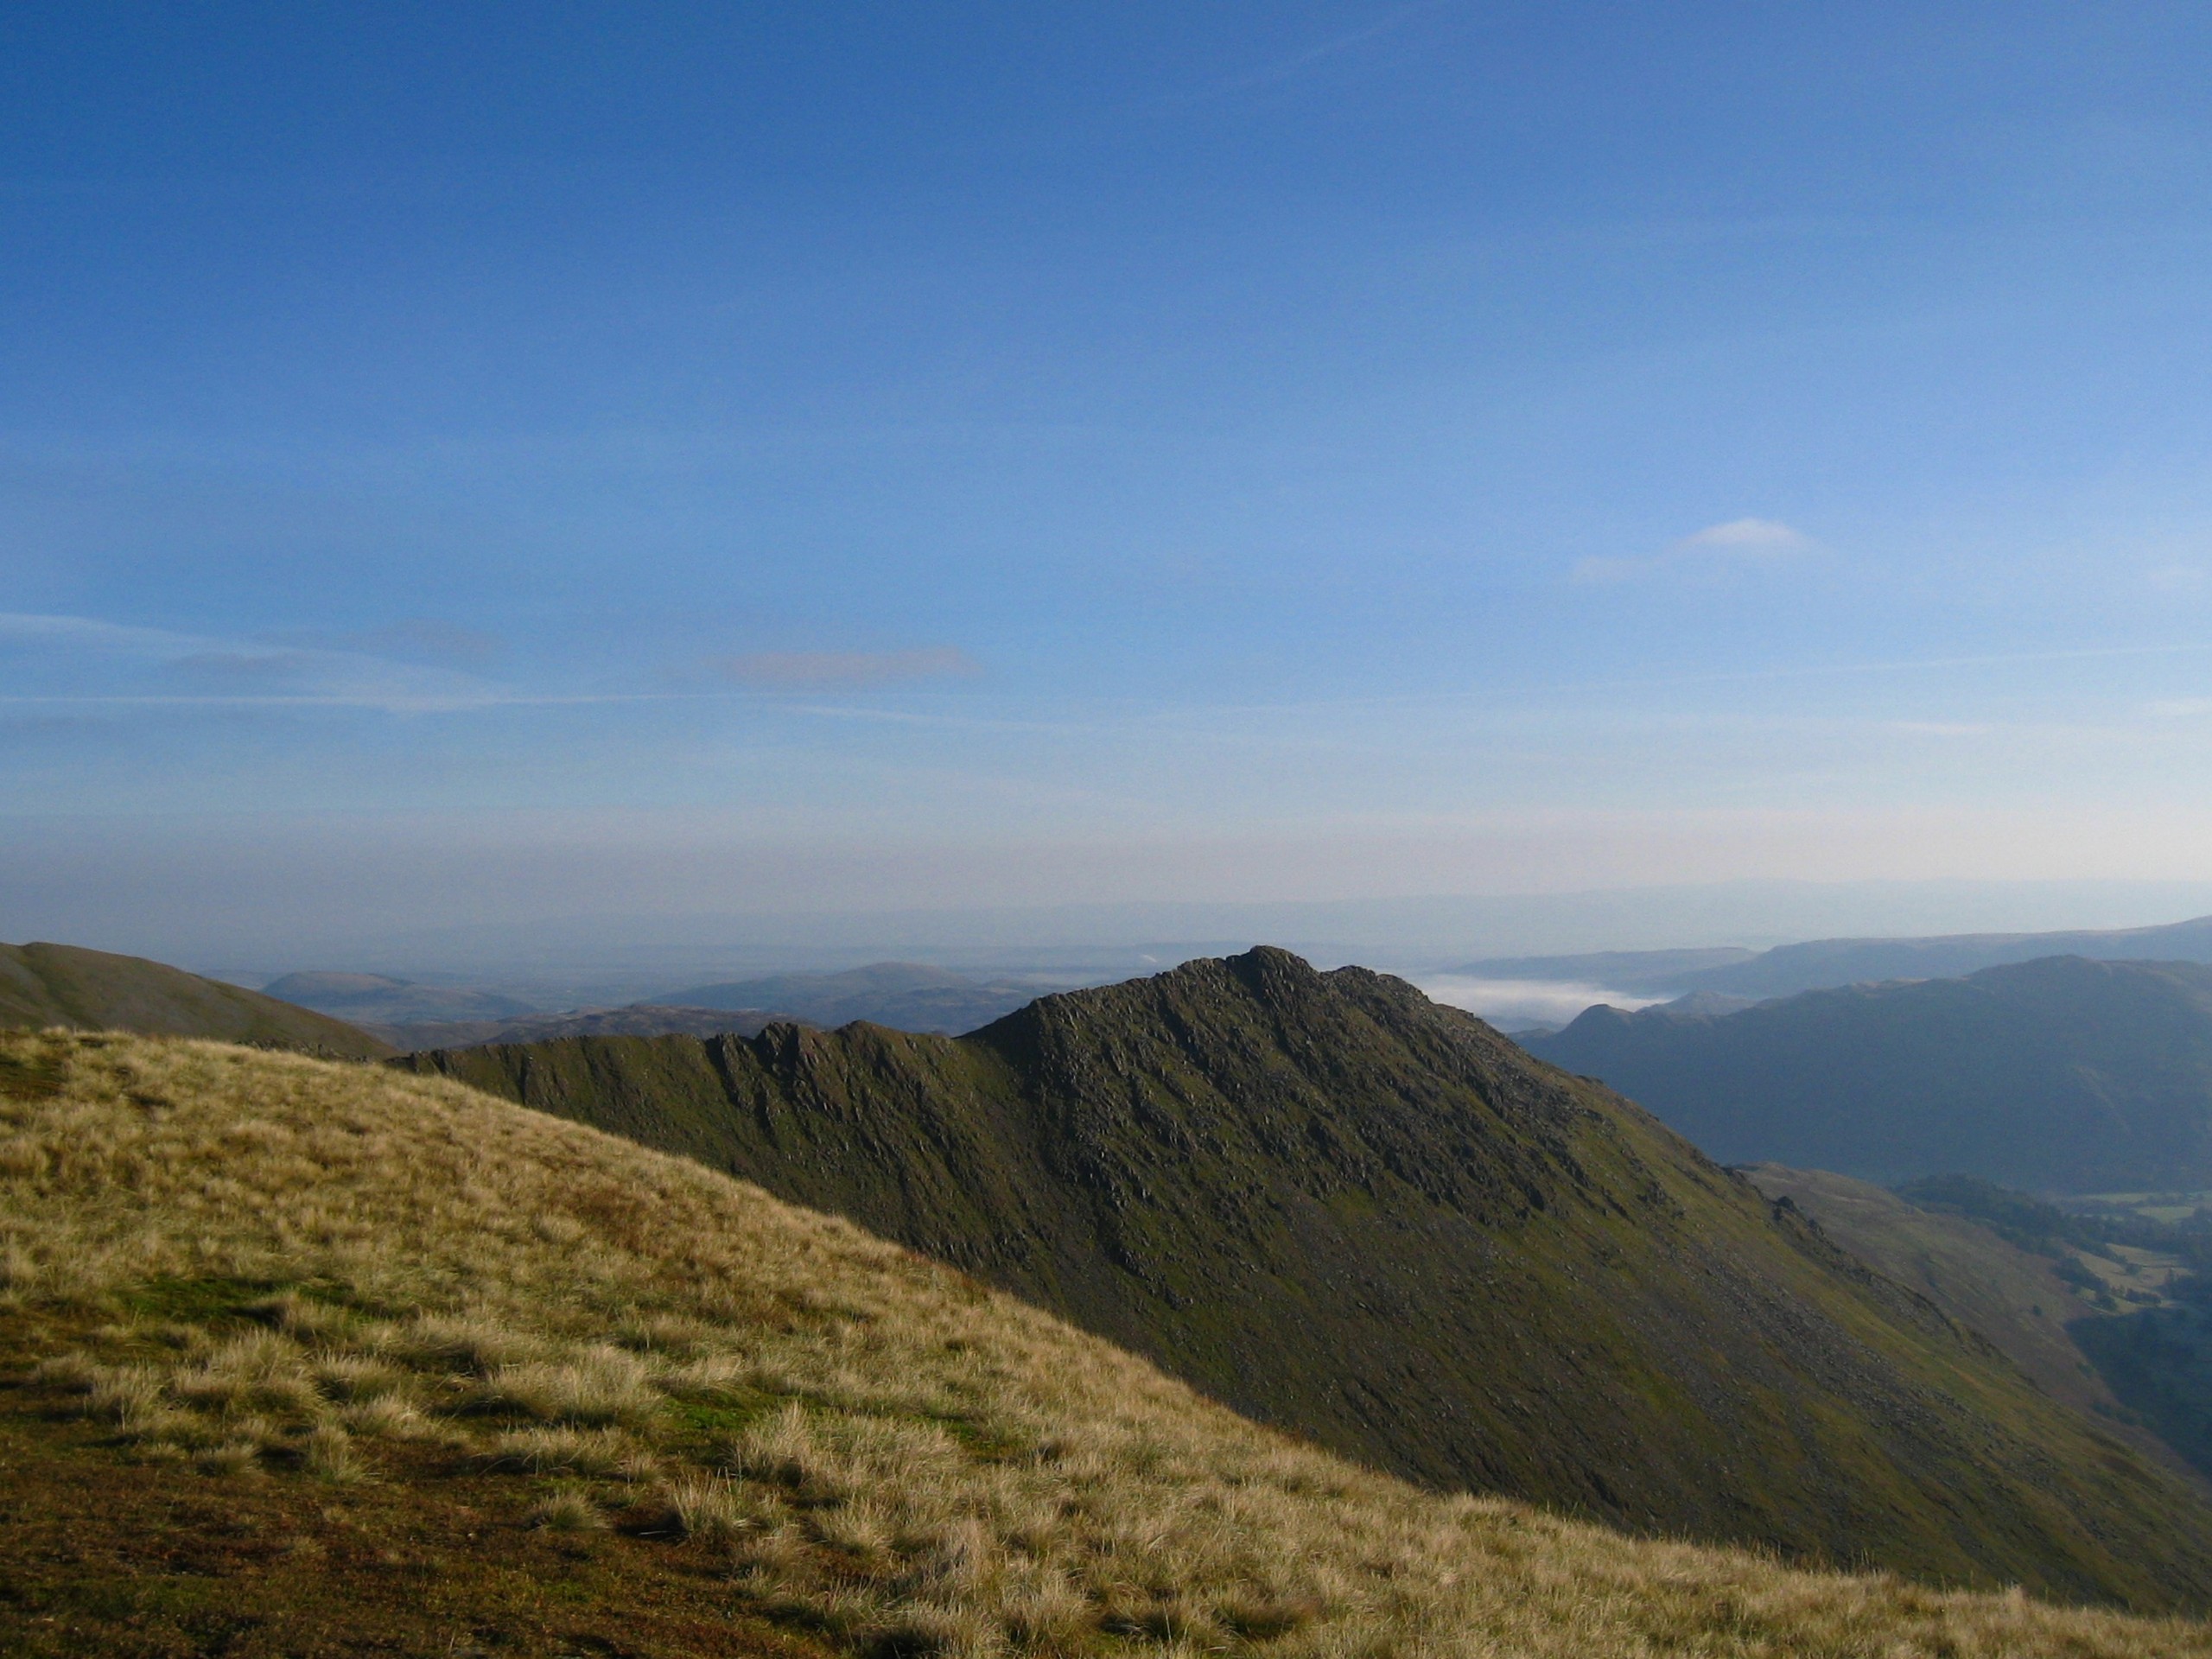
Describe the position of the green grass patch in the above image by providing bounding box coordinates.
[117,1274,287,1325]
[664,1391,783,1449]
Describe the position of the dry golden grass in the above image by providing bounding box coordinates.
[2,1027,2208,1658]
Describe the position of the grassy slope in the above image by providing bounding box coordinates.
[1528,956,2212,1190]
[404,948,2212,1605]
[3,1029,2209,1658]
[0,941,391,1059]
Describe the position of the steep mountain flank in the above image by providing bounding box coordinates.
[12,1032,2212,1651]
[404,948,2212,1598]
[0,941,391,1058]
[1739,1166,2169,1450]
[1529,955,2212,1190]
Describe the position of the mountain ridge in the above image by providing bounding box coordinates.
[403,946,2212,1597]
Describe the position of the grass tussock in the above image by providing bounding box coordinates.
[525,1485,608,1532]
[1,1027,2208,1658]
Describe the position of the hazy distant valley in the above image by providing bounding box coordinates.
[233,960,1096,1051]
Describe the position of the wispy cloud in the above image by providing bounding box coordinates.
[0,611,507,712]
[1196,3,1434,98]
[278,618,505,667]
[0,613,986,715]
[1573,518,1815,585]
[714,647,982,690]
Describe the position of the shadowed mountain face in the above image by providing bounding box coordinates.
[0,942,391,1058]
[403,948,2212,1599]
[1529,955,2212,1192]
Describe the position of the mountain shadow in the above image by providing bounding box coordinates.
[403,947,2212,1604]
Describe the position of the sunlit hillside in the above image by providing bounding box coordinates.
[2,1029,2208,1657]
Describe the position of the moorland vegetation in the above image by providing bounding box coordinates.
[5,1029,2212,1656]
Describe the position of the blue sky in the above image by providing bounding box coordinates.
[10,3,2212,959]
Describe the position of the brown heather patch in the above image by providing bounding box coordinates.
[0,1027,2209,1658]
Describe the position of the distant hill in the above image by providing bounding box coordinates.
[1688,916,2212,998]
[13,1033,2212,1646]
[1529,956,2212,1191]
[403,947,2212,1592]
[0,941,391,1058]
[1463,913,2212,1000]
[259,970,537,1027]
[666,959,1052,1033]
[378,1001,804,1052]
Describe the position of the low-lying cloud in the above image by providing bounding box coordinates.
[1573,518,1814,585]
[715,647,982,690]
[1415,975,1663,1028]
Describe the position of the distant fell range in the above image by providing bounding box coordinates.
[664,960,1060,1034]
[403,948,2212,1596]
[1463,912,2212,999]
[1528,955,2212,1192]
[376,1002,807,1052]
[257,970,540,1027]
[0,941,391,1059]
[267,959,1057,1048]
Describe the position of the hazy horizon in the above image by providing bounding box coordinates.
[15,863,2212,996]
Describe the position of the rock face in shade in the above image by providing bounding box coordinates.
[0,941,391,1059]
[1529,955,2212,1191]
[408,948,2212,1605]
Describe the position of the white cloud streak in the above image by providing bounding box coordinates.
[0,611,506,713]
[1573,518,1815,585]
[714,647,982,690]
